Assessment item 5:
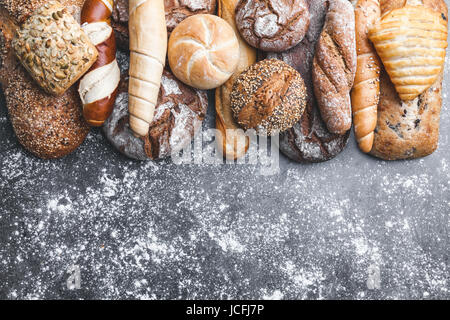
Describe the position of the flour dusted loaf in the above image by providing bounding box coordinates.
[312,0,357,135]
[0,0,90,159]
[235,0,310,52]
[168,14,240,90]
[104,53,207,160]
[267,0,350,163]
[370,0,448,160]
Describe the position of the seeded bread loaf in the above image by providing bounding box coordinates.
[370,0,447,160]
[231,59,307,136]
[0,0,90,159]
[12,1,98,96]
[267,0,350,163]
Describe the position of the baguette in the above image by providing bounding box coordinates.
[370,0,448,160]
[312,0,357,135]
[351,0,381,153]
[128,0,167,137]
[215,0,256,160]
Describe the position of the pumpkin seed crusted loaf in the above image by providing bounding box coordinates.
[12,1,98,95]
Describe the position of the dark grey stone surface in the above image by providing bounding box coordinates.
[1,15,450,301]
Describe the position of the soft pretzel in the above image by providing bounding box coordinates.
[79,0,121,127]
[128,0,167,137]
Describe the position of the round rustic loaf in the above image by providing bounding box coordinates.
[235,0,310,52]
[230,59,307,136]
[104,53,208,160]
[268,0,350,163]
[168,14,240,90]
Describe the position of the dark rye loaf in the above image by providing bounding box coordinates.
[267,0,350,163]
[103,51,207,161]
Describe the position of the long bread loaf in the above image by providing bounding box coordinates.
[215,0,256,160]
[351,0,381,153]
[128,0,167,137]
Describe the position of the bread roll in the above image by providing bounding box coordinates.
[215,0,256,160]
[351,0,381,153]
[168,14,240,90]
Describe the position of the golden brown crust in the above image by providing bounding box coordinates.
[215,0,255,160]
[230,59,307,136]
[168,14,240,90]
[351,0,381,153]
[369,5,447,101]
[370,0,448,160]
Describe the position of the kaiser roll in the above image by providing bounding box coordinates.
[168,14,240,90]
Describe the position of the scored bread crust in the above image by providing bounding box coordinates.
[312,0,357,135]
[168,14,240,90]
[215,0,256,160]
[370,0,448,160]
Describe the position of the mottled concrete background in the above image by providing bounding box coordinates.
[1,6,449,300]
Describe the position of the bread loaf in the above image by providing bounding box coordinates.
[168,14,240,90]
[215,0,256,160]
[351,0,381,153]
[128,0,167,137]
[370,0,448,160]
[312,0,357,135]
[267,0,350,163]
[235,0,310,52]
[104,52,208,160]
[0,1,90,159]
[12,1,98,96]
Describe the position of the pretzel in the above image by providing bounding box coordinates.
[78,0,120,127]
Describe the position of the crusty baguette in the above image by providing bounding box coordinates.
[215,0,256,160]
[128,0,167,137]
[351,0,381,153]
[312,0,357,135]
[370,0,447,160]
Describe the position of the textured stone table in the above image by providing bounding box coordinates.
[1,18,449,301]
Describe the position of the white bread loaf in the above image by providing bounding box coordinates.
[168,14,240,90]
[128,0,167,137]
